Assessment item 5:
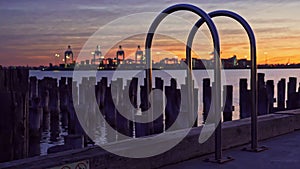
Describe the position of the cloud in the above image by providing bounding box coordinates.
[1,0,300,65]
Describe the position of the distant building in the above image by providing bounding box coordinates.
[64,45,74,64]
[106,58,116,67]
[124,59,134,64]
[221,55,237,68]
[192,58,213,69]
[237,59,251,68]
[201,59,214,69]
[91,45,103,65]
[135,45,144,64]
[116,45,125,65]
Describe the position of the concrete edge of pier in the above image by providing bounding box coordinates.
[1,109,300,169]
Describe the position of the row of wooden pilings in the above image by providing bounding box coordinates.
[0,69,29,163]
[239,73,300,119]
[1,69,300,163]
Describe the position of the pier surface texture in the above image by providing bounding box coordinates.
[162,129,300,169]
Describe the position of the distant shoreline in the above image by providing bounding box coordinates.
[39,66,300,71]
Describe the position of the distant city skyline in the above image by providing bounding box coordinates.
[1,0,300,66]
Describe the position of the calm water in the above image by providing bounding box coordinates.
[30,69,300,155]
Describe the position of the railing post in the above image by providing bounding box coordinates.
[187,10,268,157]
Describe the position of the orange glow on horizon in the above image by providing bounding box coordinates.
[2,32,299,66]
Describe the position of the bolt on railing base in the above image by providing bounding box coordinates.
[204,156,234,164]
[242,146,268,152]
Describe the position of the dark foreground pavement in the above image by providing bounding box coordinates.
[161,130,300,169]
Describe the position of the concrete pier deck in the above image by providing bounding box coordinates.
[162,130,300,169]
[1,110,300,169]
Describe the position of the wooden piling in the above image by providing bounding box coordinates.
[104,85,117,142]
[239,79,251,119]
[85,77,97,144]
[122,80,135,137]
[203,78,211,123]
[266,80,275,113]
[193,87,199,127]
[126,78,138,137]
[0,69,29,162]
[277,78,286,111]
[135,82,150,137]
[77,78,90,143]
[69,80,84,138]
[29,76,38,99]
[180,81,192,129]
[49,78,60,142]
[258,73,268,115]
[153,77,164,134]
[68,81,77,135]
[165,78,181,131]
[129,78,138,109]
[287,77,297,109]
[39,79,50,132]
[223,85,233,122]
[29,97,42,157]
[59,77,69,129]
[112,78,132,141]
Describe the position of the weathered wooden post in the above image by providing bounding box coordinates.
[239,79,251,119]
[94,80,106,140]
[121,79,135,137]
[193,86,199,127]
[287,77,297,109]
[135,79,150,137]
[276,78,286,111]
[79,77,89,105]
[95,77,109,141]
[76,77,91,145]
[203,78,211,123]
[29,97,42,157]
[258,73,268,115]
[296,83,300,108]
[29,76,38,99]
[223,85,233,122]
[77,76,98,145]
[49,78,60,141]
[127,78,138,137]
[104,84,117,142]
[115,78,134,140]
[165,78,181,131]
[59,77,69,129]
[129,77,138,109]
[183,77,199,127]
[39,79,50,132]
[180,78,193,129]
[152,77,164,134]
[86,76,97,144]
[68,79,76,135]
[112,78,130,141]
[0,69,29,162]
[99,77,108,114]
[69,80,85,138]
[266,80,275,113]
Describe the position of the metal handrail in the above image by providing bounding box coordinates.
[186,10,265,152]
[145,4,224,161]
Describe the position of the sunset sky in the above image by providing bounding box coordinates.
[1,0,300,66]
